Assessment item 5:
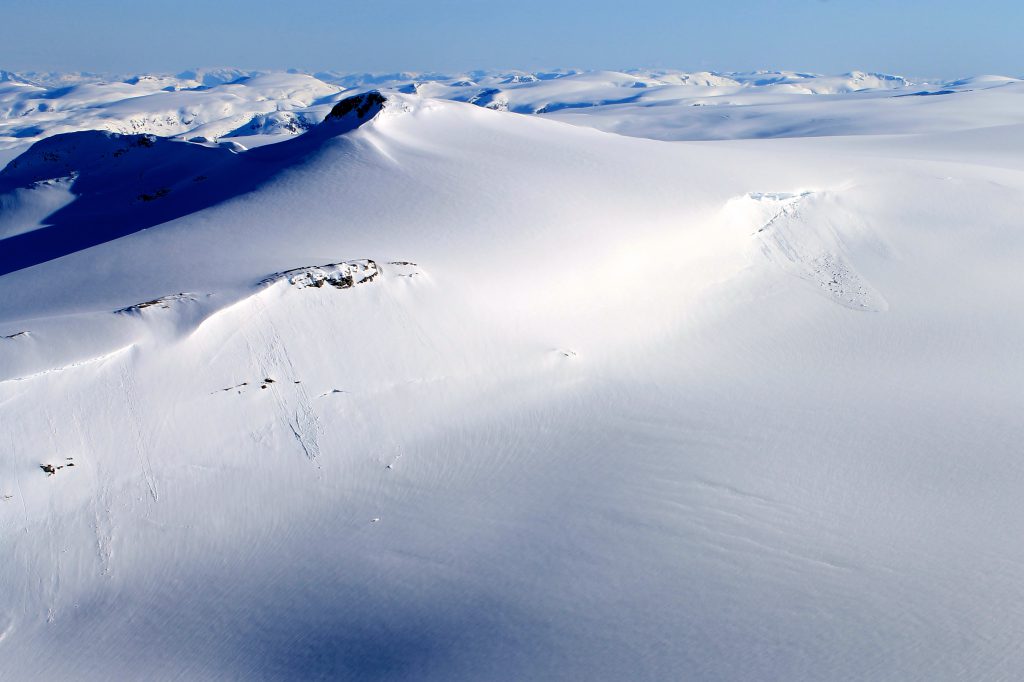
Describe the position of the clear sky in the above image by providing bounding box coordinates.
[2,0,1020,78]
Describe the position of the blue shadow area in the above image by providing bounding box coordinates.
[0,92,385,277]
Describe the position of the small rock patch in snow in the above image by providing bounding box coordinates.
[260,259,381,290]
[115,293,199,315]
[40,457,75,476]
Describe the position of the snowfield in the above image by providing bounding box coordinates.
[1,69,1024,680]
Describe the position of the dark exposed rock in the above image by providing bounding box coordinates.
[326,91,386,121]
[138,187,170,202]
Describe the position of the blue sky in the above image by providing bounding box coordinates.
[2,0,1020,78]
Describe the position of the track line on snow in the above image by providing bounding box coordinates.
[120,364,159,502]
[9,436,30,534]
[246,296,323,467]
[0,345,134,384]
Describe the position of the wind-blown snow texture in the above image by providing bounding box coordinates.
[2,69,1024,681]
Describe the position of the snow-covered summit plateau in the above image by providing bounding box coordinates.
[1,69,1024,680]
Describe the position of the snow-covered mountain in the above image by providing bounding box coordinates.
[3,67,1021,151]
[2,69,1024,680]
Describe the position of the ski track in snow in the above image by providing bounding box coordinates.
[90,466,115,577]
[246,295,323,466]
[0,345,134,384]
[118,362,159,502]
[76,402,116,577]
[8,436,31,534]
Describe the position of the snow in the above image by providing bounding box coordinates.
[1,69,1024,680]
[725,190,889,311]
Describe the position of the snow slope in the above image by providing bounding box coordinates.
[1,77,1024,680]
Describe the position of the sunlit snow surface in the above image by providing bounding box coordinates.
[1,70,1024,680]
